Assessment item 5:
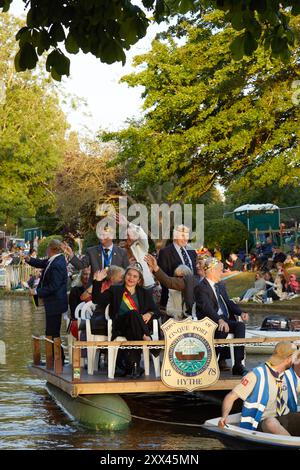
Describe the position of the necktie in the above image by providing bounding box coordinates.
[180,247,192,271]
[103,248,110,268]
[214,283,229,318]
[266,363,287,416]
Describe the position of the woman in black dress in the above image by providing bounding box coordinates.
[92,263,160,377]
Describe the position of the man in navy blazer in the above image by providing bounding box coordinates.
[158,225,197,308]
[26,239,68,340]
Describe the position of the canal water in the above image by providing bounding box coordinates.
[0,297,288,450]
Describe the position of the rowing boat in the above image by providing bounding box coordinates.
[203,410,300,448]
[246,330,300,354]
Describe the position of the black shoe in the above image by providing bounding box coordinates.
[232,365,248,376]
[218,360,230,371]
[114,366,130,377]
[130,362,144,379]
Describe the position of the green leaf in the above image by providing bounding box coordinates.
[249,0,267,13]
[16,27,29,41]
[291,4,300,15]
[18,43,38,70]
[14,48,22,72]
[231,10,245,31]
[50,66,62,82]
[65,32,79,54]
[37,30,51,55]
[46,49,70,77]
[230,34,245,60]
[244,31,258,56]
[0,0,12,12]
[178,0,194,15]
[49,23,66,43]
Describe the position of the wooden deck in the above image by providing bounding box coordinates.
[29,363,241,398]
[30,335,300,398]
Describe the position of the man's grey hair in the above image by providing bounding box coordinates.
[48,239,63,253]
[174,264,192,277]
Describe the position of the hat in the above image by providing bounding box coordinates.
[203,257,221,271]
[269,341,300,366]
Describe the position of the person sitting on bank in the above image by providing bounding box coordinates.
[145,253,206,319]
[194,257,248,376]
[92,263,160,378]
[240,272,266,303]
[225,253,244,272]
[218,341,300,436]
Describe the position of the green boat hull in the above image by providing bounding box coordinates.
[46,382,132,431]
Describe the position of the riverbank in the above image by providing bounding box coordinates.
[0,288,28,298]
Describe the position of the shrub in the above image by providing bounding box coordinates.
[204,218,248,256]
[82,231,99,254]
[37,235,78,257]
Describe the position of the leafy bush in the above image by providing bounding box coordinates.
[82,231,99,254]
[204,218,248,256]
[37,235,79,257]
[37,235,63,257]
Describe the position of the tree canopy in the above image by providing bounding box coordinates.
[101,10,300,201]
[1,1,300,80]
[55,134,122,233]
[0,13,68,231]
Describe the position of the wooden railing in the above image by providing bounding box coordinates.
[4,264,36,289]
[32,335,300,382]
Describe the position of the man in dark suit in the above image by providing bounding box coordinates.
[25,239,68,341]
[158,225,197,308]
[62,223,129,279]
[194,257,248,376]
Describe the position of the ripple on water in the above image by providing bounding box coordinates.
[1,297,267,450]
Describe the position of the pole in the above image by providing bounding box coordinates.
[45,336,53,370]
[72,343,81,381]
[54,337,63,374]
[33,337,41,365]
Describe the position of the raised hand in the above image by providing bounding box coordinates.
[144,254,159,272]
[93,268,108,282]
[112,212,128,226]
[61,241,73,258]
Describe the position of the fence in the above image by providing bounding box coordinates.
[3,264,36,290]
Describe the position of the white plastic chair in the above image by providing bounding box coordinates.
[65,312,73,364]
[81,301,108,375]
[74,301,87,367]
[106,309,161,379]
[225,315,246,367]
[142,319,161,378]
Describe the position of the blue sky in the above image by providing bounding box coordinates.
[9,1,164,135]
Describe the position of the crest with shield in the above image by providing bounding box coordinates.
[161,317,219,392]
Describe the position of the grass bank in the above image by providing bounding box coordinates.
[224,267,300,308]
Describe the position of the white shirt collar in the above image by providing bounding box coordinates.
[102,244,113,252]
[206,278,216,289]
[48,253,63,263]
[173,242,187,251]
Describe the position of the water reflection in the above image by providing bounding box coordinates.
[0,298,297,449]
